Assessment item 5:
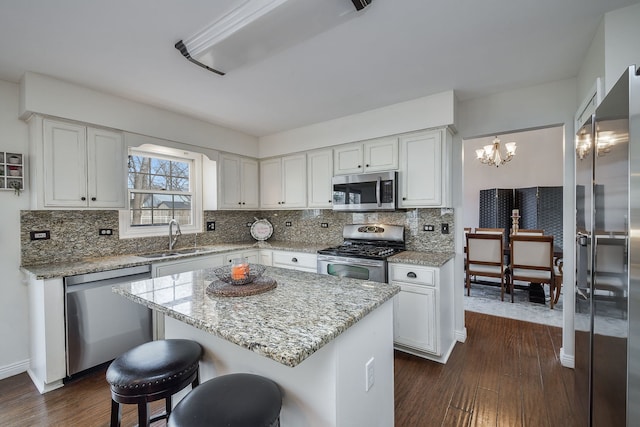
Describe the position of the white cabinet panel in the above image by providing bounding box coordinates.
[391,260,454,364]
[399,128,451,208]
[87,127,125,208]
[224,250,259,265]
[44,120,87,207]
[259,157,282,209]
[394,283,436,353]
[153,255,224,277]
[42,118,124,208]
[260,154,306,209]
[334,144,363,175]
[307,149,333,208]
[282,154,306,208]
[364,137,399,172]
[272,250,317,272]
[219,154,258,209]
[334,138,398,175]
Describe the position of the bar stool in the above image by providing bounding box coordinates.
[106,339,202,427]
[168,373,282,427]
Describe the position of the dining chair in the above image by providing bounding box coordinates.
[465,233,505,299]
[508,235,555,307]
[474,228,505,235]
[512,229,544,236]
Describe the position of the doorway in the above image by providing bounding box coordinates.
[462,126,564,325]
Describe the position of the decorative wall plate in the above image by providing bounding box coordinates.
[250,218,273,241]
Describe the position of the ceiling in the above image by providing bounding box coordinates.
[0,0,638,137]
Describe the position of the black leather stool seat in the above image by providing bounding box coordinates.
[168,373,282,427]
[106,339,202,427]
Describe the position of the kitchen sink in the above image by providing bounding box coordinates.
[139,252,181,259]
[139,248,210,259]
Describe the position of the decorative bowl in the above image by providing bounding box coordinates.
[212,263,266,285]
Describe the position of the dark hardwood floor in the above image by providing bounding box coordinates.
[0,311,579,426]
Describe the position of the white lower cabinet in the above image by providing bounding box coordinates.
[152,254,224,277]
[223,249,259,265]
[391,260,454,364]
[271,250,317,273]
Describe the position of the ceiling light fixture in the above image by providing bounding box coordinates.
[475,136,517,167]
[175,0,372,75]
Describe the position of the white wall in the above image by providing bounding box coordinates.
[258,91,456,157]
[20,72,259,157]
[0,80,31,378]
[457,77,577,367]
[463,127,564,229]
[576,19,605,104]
[604,2,640,94]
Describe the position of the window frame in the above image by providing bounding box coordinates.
[119,144,203,239]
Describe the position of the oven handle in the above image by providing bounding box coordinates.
[317,256,383,268]
[376,176,381,207]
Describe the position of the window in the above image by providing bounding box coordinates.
[119,145,203,238]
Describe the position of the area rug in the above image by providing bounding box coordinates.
[464,282,564,327]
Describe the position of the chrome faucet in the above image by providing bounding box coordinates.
[168,219,182,251]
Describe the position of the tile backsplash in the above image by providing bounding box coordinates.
[20,208,454,265]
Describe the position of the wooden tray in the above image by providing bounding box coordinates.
[206,276,277,297]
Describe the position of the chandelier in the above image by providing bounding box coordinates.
[475,137,517,167]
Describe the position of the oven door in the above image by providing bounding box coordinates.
[317,255,387,283]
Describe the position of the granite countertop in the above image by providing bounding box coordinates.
[20,240,454,280]
[388,250,454,267]
[113,266,400,367]
[20,241,331,280]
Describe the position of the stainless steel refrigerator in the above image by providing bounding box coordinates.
[575,65,640,426]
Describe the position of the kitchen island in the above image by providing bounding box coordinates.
[114,265,400,427]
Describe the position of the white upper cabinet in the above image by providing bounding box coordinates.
[307,149,333,209]
[218,154,259,209]
[333,137,398,175]
[398,128,451,208]
[260,154,306,209]
[40,118,125,208]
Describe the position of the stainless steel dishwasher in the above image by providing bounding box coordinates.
[64,265,153,376]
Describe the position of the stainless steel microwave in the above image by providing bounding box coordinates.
[332,171,397,211]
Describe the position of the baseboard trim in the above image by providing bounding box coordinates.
[27,368,64,394]
[560,348,575,368]
[455,327,467,343]
[0,359,29,381]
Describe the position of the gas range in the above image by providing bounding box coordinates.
[317,242,404,260]
[317,224,405,283]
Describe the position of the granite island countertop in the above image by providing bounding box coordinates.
[20,241,331,280]
[113,266,400,367]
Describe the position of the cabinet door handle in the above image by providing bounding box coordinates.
[242,202,245,205]
[357,165,362,168]
[402,197,407,201]
[407,272,417,278]
[81,196,86,201]
[291,257,298,263]
[238,202,242,205]
[91,197,97,201]
[365,164,369,167]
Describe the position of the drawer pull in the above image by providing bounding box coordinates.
[291,257,298,263]
[407,272,417,279]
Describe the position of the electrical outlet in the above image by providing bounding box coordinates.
[423,225,434,231]
[441,223,449,234]
[285,221,292,227]
[30,230,50,241]
[99,228,113,236]
[206,221,216,231]
[365,357,375,392]
[320,223,329,228]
